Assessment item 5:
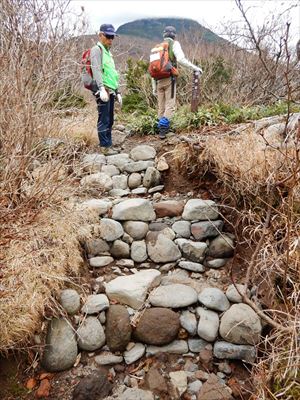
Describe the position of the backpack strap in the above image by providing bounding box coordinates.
[96,42,104,73]
[165,38,176,65]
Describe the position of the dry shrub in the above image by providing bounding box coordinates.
[0,0,86,228]
[0,205,100,352]
[0,0,96,352]
[171,120,300,398]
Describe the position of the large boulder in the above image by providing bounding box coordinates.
[213,341,256,363]
[99,218,124,241]
[84,238,110,257]
[176,239,207,262]
[80,173,113,191]
[105,269,161,309]
[79,199,112,215]
[182,199,219,221]
[197,374,233,400]
[59,289,81,315]
[198,288,230,312]
[149,284,198,308]
[123,221,148,240]
[131,240,148,263]
[81,294,109,314]
[77,317,105,351]
[191,220,224,240]
[72,370,112,400]
[208,234,235,258]
[106,153,130,169]
[143,167,161,188]
[147,232,181,263]
[112,199,156,221]
[130,145,156,161]
[226,284,250,303]
[41,318,78,372]
[219,304,262,344]
[134,308,180,345]
[123,161,154,173]
[110,240,130,258]
[197,308,220,342]
[81,153,106,173]
[154,200,185,218]
[106,305,131,352]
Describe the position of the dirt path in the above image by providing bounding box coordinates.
[0,123,255,400]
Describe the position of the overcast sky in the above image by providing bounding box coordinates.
[71,0,300,42]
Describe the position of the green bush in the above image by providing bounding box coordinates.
[122,93,149,113]
[51,84,86,109]
[124,109,157,135]
[123,58,152,112]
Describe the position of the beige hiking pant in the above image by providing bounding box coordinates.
[157,77,176,120]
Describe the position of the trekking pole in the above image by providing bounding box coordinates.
[191,71,201,112]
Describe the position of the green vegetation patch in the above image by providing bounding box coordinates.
[123,101,300,135]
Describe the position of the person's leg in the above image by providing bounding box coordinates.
[164,77,176,120]
[157,79,166,119]
[97,99,110,147]
[157,78,173,139]
[107,93,115,147]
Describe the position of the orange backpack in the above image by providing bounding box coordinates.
[148,41,178,80]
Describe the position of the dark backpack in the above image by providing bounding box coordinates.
[81,46,102,92]
[148,40,178,80]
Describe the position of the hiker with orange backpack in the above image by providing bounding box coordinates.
[88,24,122,155]
[149,26,203,139]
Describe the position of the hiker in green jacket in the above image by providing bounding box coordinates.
[90,24,122,155]
[152,26,203,139]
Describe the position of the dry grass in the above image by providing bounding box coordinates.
[171,121,300,399]
[0,204,100,352]
[54,102,99,148]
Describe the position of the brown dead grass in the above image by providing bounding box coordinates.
[0,204,99,352]
[171,124,300,399]
[54,103,99,147]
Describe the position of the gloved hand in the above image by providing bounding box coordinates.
[194,67,203,76]
[95,87,109,102]
[116,93,122,108]
[152,88,157,96]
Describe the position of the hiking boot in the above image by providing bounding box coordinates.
[159,130,166,139]
[158,126,168,140]
[105,147,119,155]
[100,147,118,155]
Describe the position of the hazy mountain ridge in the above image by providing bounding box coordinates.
[116,17,225,44]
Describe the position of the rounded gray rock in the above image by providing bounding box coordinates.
[149,284,198,308]
[123,221,149,240]
[220,303,262,344]
[77,317,105,351]
[41,318,78,372]
[198,287,230,312]
[59,289,80,315]
[226,284,250,303]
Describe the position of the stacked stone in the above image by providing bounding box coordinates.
[79,145,165,196]
[41,198,262,375]
[83,198,234,273]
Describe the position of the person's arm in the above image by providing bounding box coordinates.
[151,78,157,95]
[173,41,202,73]
[90,45,103,89]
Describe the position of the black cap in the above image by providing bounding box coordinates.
[100,24,118,36]
[163,26,176,39]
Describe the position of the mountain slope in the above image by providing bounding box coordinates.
[116,18,224,44]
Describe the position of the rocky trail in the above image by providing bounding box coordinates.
[1,124,271,400]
